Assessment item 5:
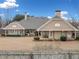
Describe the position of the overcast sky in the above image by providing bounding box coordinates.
[0,0,79,19]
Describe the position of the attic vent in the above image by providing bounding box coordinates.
[55,23,60,27]
[12,25,17,28]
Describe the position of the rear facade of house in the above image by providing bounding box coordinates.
[1,10,79,40]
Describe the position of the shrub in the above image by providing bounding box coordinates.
[60,36,67,41]
[75,36,79,40]
[34,36,40,41]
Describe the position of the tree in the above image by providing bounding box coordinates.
[13,14,25,21]
[5,19,13,26]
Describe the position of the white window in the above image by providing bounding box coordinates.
[55,23,60,27]
[12,25,17,28]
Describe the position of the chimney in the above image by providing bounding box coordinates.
[24,12,27,20]
[55,10,61,17]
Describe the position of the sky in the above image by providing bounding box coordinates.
[0,0,79,20]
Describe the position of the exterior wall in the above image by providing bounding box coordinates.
[76,32,79,37]
[4,29,36,36]
[67,32,74,40]
[54,32,62,40]
[5,30,25,36]
[40,31,74,40]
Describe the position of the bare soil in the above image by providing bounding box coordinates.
[0,37,79,51]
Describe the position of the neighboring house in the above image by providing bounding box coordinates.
[37,10,78,40]
[2,16,48,36]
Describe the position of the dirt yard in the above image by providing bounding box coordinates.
[0,37,79,51]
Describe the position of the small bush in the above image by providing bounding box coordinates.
[75,36,79,40]
[60,36,67,41]
[34,36,40,41]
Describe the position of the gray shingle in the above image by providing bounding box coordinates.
[19,16,49,29]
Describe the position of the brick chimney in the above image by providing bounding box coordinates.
[55,10,61,17]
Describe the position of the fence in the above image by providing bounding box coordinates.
[0,50,78,59]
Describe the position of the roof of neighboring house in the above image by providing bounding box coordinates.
[70,21,79,29]
[37,16,78,31]
[3,22,25,30]
[19,16,49,29]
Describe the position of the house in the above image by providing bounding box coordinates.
[2,10,79,38]
[37,10,78,40]
[2,15,48,36]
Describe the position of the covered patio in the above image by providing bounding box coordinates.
[37,31,77,40]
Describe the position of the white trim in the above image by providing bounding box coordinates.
[3,22,25,30]
[37,19,52,31]
[16,23,25,29]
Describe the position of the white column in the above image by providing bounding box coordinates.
[53,31,55,40]
[41,32,42,38]
[5,30,6,36]
[23,30,25,36]
[38,31,39,36]
[21,30,23,36]
[49,31,53,40]
[75,31,76,39]
[49,31,50,39]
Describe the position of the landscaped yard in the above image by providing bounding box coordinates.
[0,37,79,51]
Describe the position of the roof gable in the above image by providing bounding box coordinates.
[3,22,25,30]
[37,17,78,31]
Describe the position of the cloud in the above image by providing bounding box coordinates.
[16,9,20,12]
[0,14,5,17]
[6,0,16,3]
[61,11,69,20]
[0,0,19,9]
[61,11,68,15]
[47,16,52,19]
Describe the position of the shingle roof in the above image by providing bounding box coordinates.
[19,16,49,29]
